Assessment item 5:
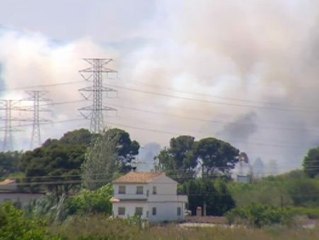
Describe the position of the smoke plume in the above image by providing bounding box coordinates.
[1,0,319,171]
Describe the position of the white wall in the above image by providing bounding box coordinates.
[113,175,177,200]
[113,201,186,222]
[0,193,44,207]
[114,184,147,200]
[113,202,147,219]
[148,202,186,222]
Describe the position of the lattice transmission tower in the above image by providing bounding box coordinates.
[25,90,50,149]
[79,58,117,133]
[0,100,22,151]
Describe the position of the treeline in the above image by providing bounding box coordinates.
[1,129,242,217]
[1,128,319,228]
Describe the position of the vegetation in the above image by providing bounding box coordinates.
[229,170,319,208]
[19,129,92,195]
[194,137,240,178]
[226,203,293,227]
[2,203,319,240]
[303,147,319,178]
[156,135,197,183]
[1,129,319,239]
[179,178,235,216]
[81,132,118,190]
[156,135,240,182]
[66,184,113,216]
[103,128,140,173]
[0,151,23,180]
[17,128,139,194]
[81,128,139,190]
[0,202,60,240]
[25,184,114,222]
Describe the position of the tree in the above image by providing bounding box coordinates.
[180,178,235,216]
[103,128,140,172]
[157,136,197,182]
[156,136,240,182]
[19,129,93,195]
[303,147,319,178]
[81,131,119,190]
[194,137,239,178]
[59,128,94,146]
[81,128,140,190]
[0,151,22,179]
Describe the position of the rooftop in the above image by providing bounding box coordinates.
[113,172,164,184]
[0,179,16,185]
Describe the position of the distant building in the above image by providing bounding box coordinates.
[111,172,188,222]
[234,152,252,183]
[0,179,44,206]
[236,174,252,184]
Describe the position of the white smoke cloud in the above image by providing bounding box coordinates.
[0,29,118,149]
[118,0,319,171]
[1,0,319,172]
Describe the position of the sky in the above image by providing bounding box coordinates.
[0,0,319,173]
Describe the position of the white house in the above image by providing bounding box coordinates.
[111,172,188,222]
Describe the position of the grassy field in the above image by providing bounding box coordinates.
[50,215,319,240]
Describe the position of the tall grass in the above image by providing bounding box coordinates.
[50,215,319,240]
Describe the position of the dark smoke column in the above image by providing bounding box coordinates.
[79,58,117,133]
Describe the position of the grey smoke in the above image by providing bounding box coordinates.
[1,1,319,173]
[218,112,257,141]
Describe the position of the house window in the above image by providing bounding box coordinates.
[118,185,126,194]
[136,186,143,195]
[152,186,157,195]
[135,207,143,216]
[177,207,181,216]
[118,207,125,216]
[152,207,157,216]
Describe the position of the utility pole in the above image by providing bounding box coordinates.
[0,100,22,151]
[79,58,117,133]
[25,90,50,149]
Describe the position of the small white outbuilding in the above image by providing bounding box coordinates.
[111,172,188,222]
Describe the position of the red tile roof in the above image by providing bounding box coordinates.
[113,172,164,184]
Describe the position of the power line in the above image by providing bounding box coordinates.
[0,80,86,92]
[119,79,290,107]
[3,110,313,151]
[106,119,310,149]
[110,103,319,133]
[106,83,313,113]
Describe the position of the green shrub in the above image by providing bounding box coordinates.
[226,203,293,228]
[0,202,61,240]
[66,184,113,216]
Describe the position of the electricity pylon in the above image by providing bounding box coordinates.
[0,100,22,151]
[25,90,50,149]
[79,58,117,133]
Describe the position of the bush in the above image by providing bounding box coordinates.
[226,203,293,228]
[0,202,61,240]
[66,184,113,216]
